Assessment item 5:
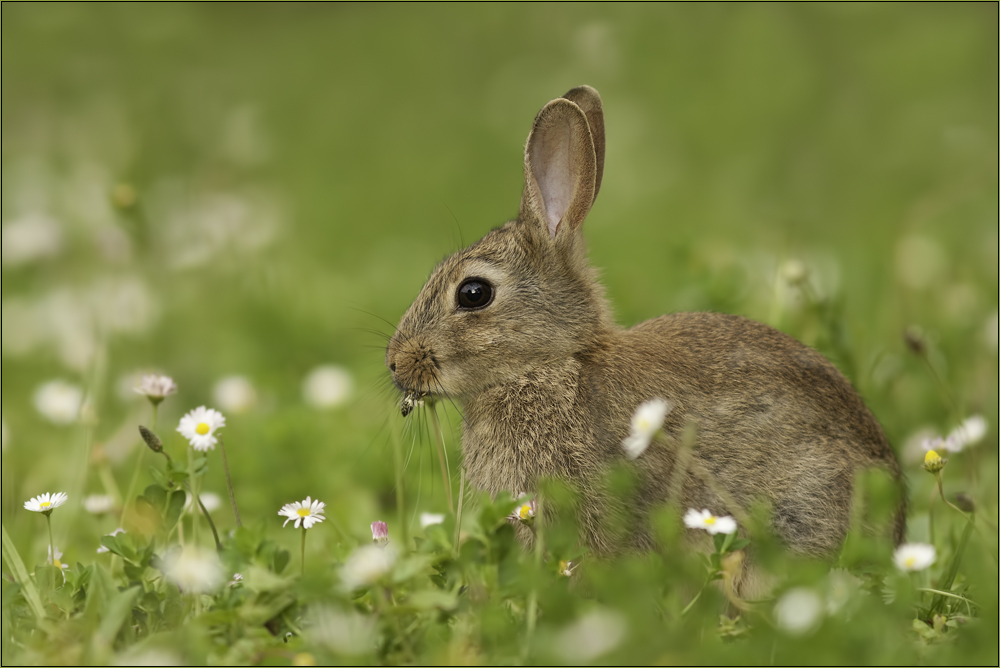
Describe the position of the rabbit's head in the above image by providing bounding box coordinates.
[387,86,613,399]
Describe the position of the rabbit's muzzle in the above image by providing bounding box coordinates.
[386,336,441,396]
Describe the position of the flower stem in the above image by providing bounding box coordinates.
[188,445,200,547]
[121,404,157,528]
[45,513,55,573]
[300,528,307,578]
[525,496,544,656]
[217,435,242,528]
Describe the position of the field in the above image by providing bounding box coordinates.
[1,4,997,665]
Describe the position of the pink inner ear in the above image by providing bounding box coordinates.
[533,118,576,238]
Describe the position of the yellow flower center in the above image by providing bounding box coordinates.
[53,559,63,569]
[296,508,311,517]
[905,556,916,569]
[40,502,51,508]
[519,504,532,520]
[925,450,941,464]
[196,423,211,436]
[705,516,716,526]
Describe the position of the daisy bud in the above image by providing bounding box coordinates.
[371,521,389,546]
[923,449,946,474]
[139,425,163,453]
[953,493,976,514]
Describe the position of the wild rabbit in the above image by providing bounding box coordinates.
[386,86,904,596]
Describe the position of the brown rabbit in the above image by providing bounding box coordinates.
[386,86,904,596]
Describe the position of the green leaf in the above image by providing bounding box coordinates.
[273,549,291,575]
[142,484,168,512]
[0,524,46,620]
[406,589,458,611]
[165,490,186,528]
[392,554,436,584]
[93,586,142,654]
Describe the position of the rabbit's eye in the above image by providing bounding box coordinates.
[457,279,494,310]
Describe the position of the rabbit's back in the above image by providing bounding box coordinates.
[578,311,904,554]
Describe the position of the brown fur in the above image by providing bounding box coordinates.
[386,86,905,596]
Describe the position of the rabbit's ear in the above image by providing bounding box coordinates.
[520,97,598,240]
[561,86,605,201]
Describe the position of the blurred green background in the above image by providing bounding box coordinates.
[2,3,997,564]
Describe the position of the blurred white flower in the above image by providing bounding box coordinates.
[622,398,672,459]
[774,588,823,636]
[47,545,70,580]
[229,573,244,587]
[1,213,62,267]
[946,415,988,453]
[213,375,257,414]
[83,494,115,515]
[371,521,389,545]
[553,608,627,663]
[177,406,226,451]
[683,508,738,536]
[780,258,807,285]
[308,606,376,656]
[33,380,84,425]
[279,497,326,529]
[162,547,225,594]
[96,528,125,554]
[134,374,177,404]
[988,312,998,353]
[302,365,353,410]
[340,544,398,591]
[894,543,936,572]
[419,513,445,529]
[24,492,69,513]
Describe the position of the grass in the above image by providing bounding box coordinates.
[1,3,997,665]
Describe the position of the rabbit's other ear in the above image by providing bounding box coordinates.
[561,85,605,201]
[520,97,598,240]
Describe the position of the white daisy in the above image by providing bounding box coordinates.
[510,499,537,525]
[339,544,398,591]
[622,398,673,460]
[162,546,225,594]
[47,545,70,580]
[554,608,627,663]
[774,587,824,636]
[419,513,445,529]
[177,406,226,451]
[683,508,738,536]
[33,380,83,425]
[371,521,389,545]
[83,494,115,515]
[894,543,936,572]
[24,492,69,514]
[279,497,326,529]
[134,374,177,404]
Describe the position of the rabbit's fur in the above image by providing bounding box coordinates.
[387,86,904,594]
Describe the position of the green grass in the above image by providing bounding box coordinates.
[1,3,997,665]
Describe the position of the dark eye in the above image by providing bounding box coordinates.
[457,279,494,310]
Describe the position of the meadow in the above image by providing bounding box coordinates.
[1,3,997,665]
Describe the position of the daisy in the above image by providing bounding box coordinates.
[894,543,936,572]
[24,492,69,514]
[946,415,988,453]
[774,588,823,636]
[177,406,226,451]
[622,398,673,460]
[33,381,83,426]
[339,544,398,591]
[279,497,326,529]
[47,545,70,581]
[134,374,178,404]
[371,521,389,545]
[96,528,126,554]
[683,508,738,536]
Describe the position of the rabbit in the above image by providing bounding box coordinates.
[385,86,905,598]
